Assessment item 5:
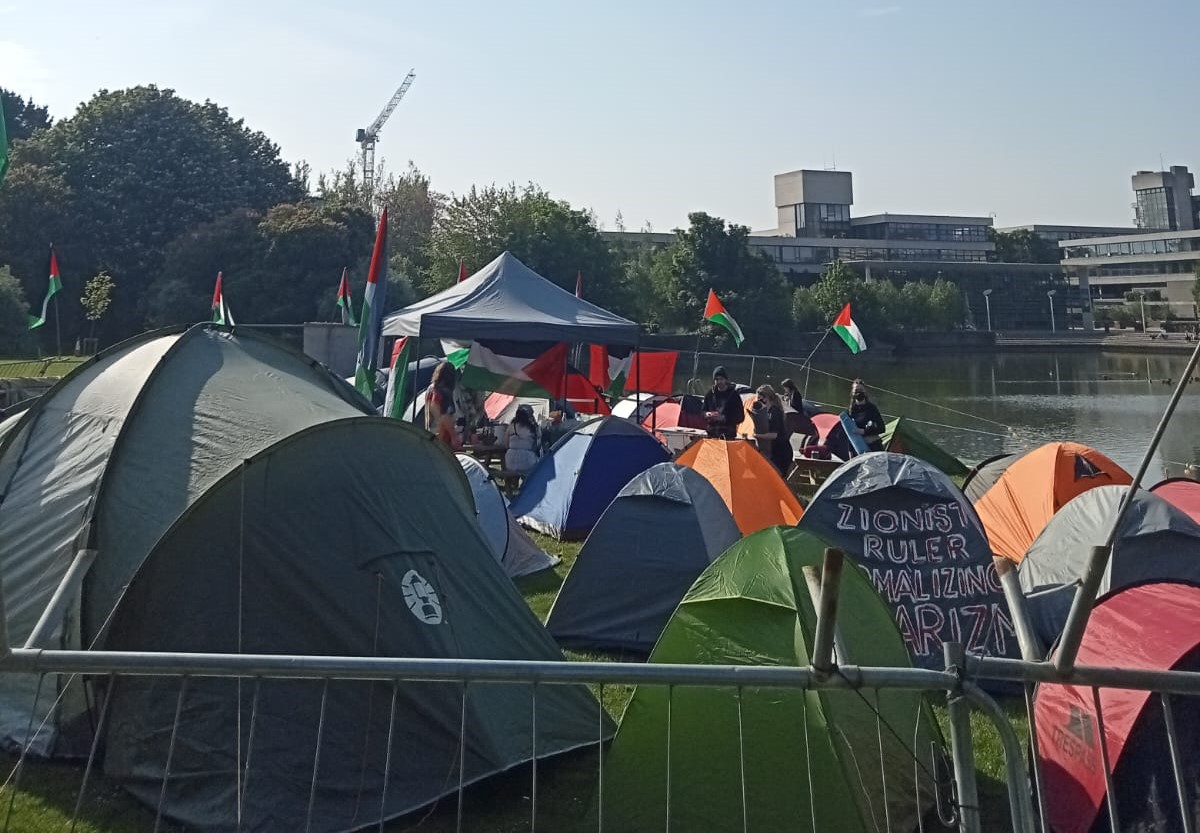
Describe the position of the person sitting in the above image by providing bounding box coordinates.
[504,404,541,474]
[425,361,462,450]
[848,379,885,452]
[702,366,745,440]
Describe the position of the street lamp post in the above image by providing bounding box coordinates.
[1047,289,1057,333]
[982,289,993,332]
[1134,289,1147,333]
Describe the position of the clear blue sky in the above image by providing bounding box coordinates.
[3,0,1197,231]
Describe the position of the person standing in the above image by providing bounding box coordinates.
[779,377,818,440]
[504,404,541,474]
[848,379,885,452]
[703,366,745,440]
[752,384,793,475]
[425,361,462,450]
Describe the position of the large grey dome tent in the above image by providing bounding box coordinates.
[0,325,606,831]
[1019,484,1200,648]
[545,462,741,652]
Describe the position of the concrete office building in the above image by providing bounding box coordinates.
[996,224,1140,243]
[1060,229,1200,319]
[1132,166,1198,231]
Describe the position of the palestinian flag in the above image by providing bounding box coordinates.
[459,340,568,399]
[0,94,8,189]
[336,268,356,326]
[383,336,414,418]
[457,259,468,284]
[354,208,389,397]
[28,247,62,329]
[210,272,234,326]
[703,290,744,347]
[833,303,866,354]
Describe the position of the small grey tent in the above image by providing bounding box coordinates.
[457,454,559,578]
[545,463,741,652]
[0,325,606,832]
[1019,484,1200,648]
[961,453,1015,503]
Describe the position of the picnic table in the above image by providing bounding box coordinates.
[463,443,526,495]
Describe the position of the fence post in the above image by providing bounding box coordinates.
[993,557,1045,661]
[809,548,844,676]
[944,642,981,833]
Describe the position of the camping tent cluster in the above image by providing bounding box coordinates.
[0,325,606,831]
[11,247,1200,832]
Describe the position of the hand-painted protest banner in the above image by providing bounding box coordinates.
[800,454,1018,670]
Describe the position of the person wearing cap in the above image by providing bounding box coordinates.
[702,366,745,440]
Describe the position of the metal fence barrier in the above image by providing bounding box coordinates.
[0,646,1033,833]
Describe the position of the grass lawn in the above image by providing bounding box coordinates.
[0,532,1030,831]
[0,356,86,380]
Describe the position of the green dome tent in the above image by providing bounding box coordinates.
[0,325,606,831]
[881,416,968,477]
[602,526,942,832]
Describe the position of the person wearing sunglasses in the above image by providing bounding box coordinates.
[848,379,885,452]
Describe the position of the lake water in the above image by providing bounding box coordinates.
[672,350,1200,480]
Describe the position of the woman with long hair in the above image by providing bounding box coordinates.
[752,383,793,476]
[425,361,461,450]
[504,404,541,474]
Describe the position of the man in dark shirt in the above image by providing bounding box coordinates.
[703,366,745,440]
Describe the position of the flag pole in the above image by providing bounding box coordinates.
[54,293,61,358]
[800,327,833,399]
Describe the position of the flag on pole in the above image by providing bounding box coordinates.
[0,94,9,190]
[703,290,744,347]
[211,272,235,326]
[336,268,357,326]
[832,303,867,354]
[383,336,414,418]
[457,259,468,284]
[575,270,582,299]
[354,207,389,397]
[28,247,62,329]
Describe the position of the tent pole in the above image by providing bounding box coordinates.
[25,549,97,649]
[411,327,421,426]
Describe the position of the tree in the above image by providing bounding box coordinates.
[809,260,861,322]
[0,86,302,340]
[648,212,791,349]
[424,184,625,313]
[0,89,52,142]
[0,267,31,355]
[80,271,115,341]
[148,201,375,328]
[791,287,824,330]
[989,229,1059,264]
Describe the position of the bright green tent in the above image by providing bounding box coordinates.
[882,416,968,477]
[602,526,943,832]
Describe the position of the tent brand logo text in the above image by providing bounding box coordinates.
[1050,705,1097,772]
[401,570,443,625]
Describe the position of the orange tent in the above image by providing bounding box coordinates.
[676,438,804,534]
[974,441,1132,563]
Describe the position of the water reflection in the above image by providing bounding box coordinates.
[677,351,1200,478]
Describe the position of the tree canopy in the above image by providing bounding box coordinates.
[0,89,52,142]
[0,85,301,343]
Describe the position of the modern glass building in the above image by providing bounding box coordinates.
[1060,229,1200,320]
[1132,166,1197,232]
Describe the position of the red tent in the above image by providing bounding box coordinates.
[1035,582,1200,833]
[1151,478,1200,525]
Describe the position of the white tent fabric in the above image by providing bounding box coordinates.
[458,455,559,578]
[383,252,639,344]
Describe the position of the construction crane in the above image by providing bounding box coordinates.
[355,69,416,191]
